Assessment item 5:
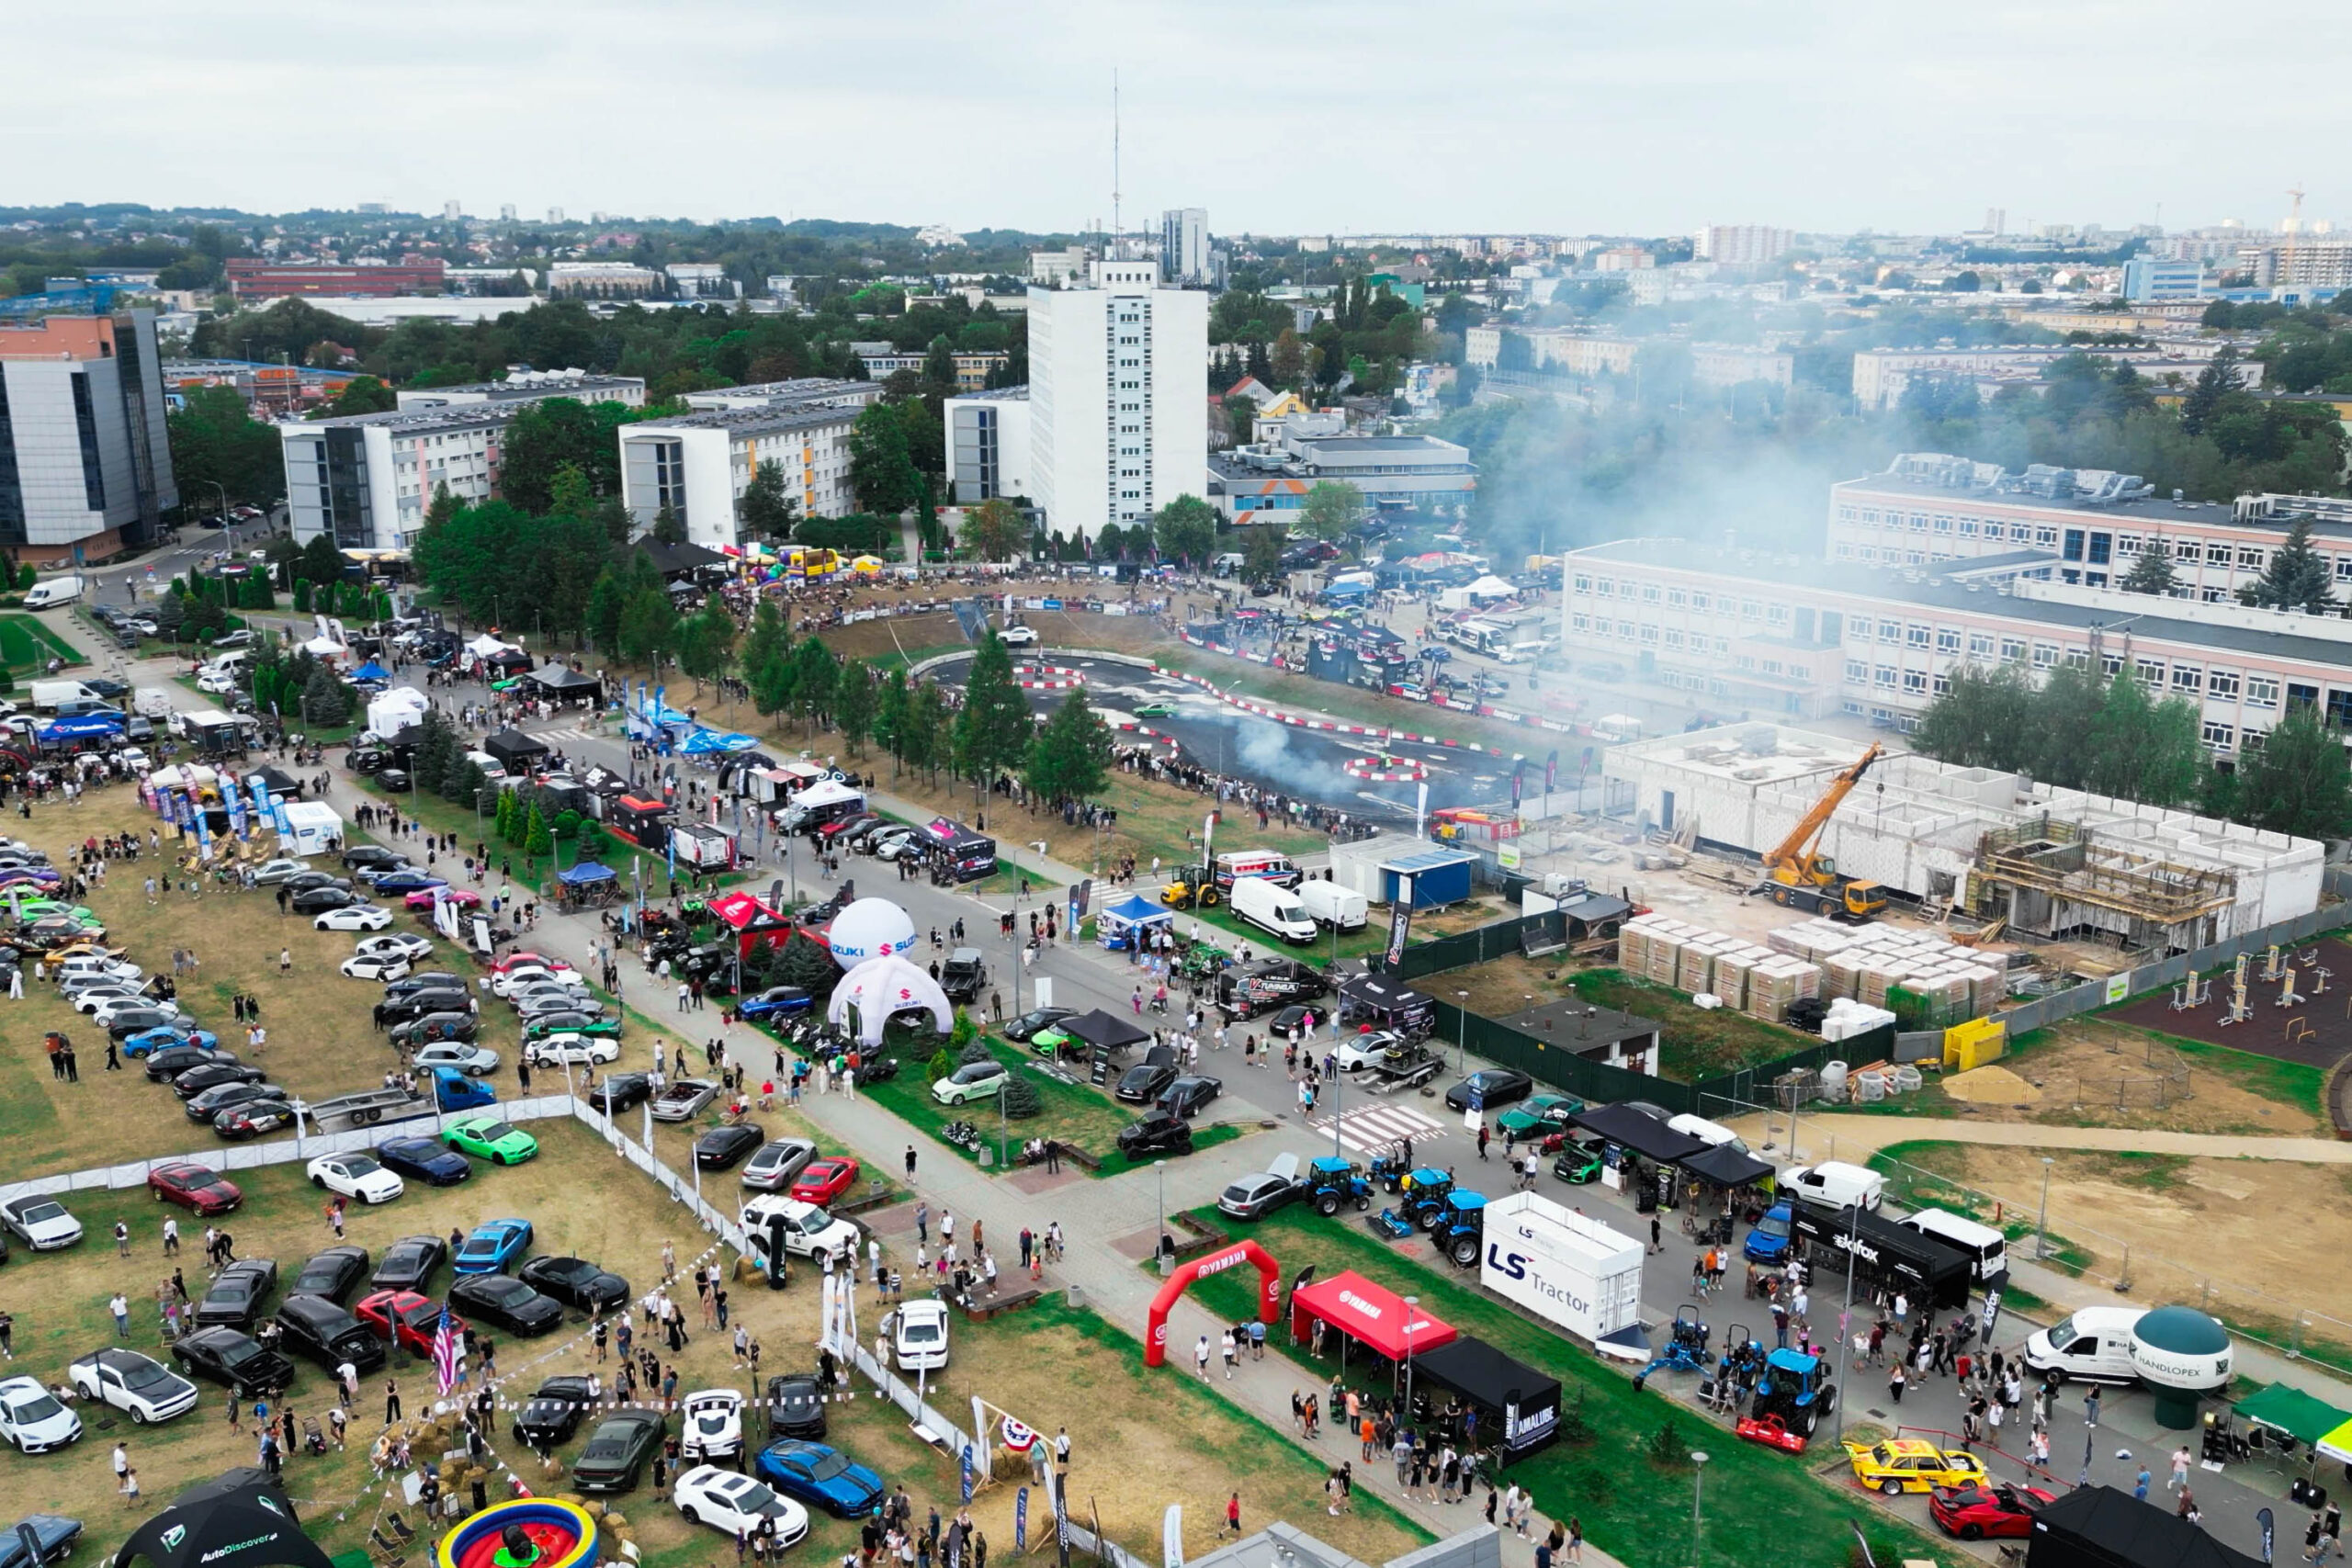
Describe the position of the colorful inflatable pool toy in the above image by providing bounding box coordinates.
[436,1498,598,1568]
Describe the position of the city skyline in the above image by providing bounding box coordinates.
[7,0,2346,237]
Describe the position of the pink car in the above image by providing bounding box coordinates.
[407,887,483,911]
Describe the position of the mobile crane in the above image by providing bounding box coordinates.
[1754,742,1888,921]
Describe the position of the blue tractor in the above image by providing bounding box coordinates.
[1306,1156,1374,1216]
[1401,1168,1457,1233]
[1434,1190,1488,1269]
[1633,1306,1714,1391]
[1739,1348,1839,1450]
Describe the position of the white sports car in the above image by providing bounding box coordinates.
[0,1194,85,1250]
[679,1388,745,1462]
[340,953,413,982]
[673,1466,808,1544]
[523,1033,619,1068]
[355,932,435,963]
[314,903,393,931]
[69,1348,199,1424]
[306,1153,407,1204]
[0,1376,82,1453]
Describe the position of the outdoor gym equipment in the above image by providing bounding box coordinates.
[2220,953,2252,1028]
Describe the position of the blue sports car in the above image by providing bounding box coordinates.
[753,1440,886,1518]
[374,1138,473,1187]
[454,1217,533,1274]
[737,987,814,1021]
[121,1026,220,1058]
[367,871,447,895]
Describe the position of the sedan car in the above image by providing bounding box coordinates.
[447,1274,563,1336]
[367,871,446,896]
[314,903,394,931]
[680,1388,746,1463]
[68,1348,198,1425]
[289,886,361,914]
[930,1061,1010,1105]
[171,1327,293,1397]
[523,1032,619,1068]
[512,1374,598,1448]
[213,1099,298,1140]
[342,846,408,873]
[736,986,814,1021]
[371,1235,448,1293]
[651,1079,720,1122]
[407,886,478,911]
[147,1162,243,1215]
[194,1258,277,1330]
[740,1138,817,1191]
[695,1123,766,1171]
[517,1256,629,1314]
[0,1377,82,1453]
[172,1061,267,1099]
[753,1438,888,1518]
[374,1138,472,1187]
[291,1246,373,1304]
[1000,1007,1075,1043]
[1156,1075,1223,1119]
[442,1115,538,1166]
[339,953,413,982]
[186,1080,287,1122]
[273,1294,387,1375]
[765,1373,828,1440]
[787,1156,858,1204]
[1496,1093,1584,1139]
[454,1218,534,1274]
[998,625,1038,649]
[355,932,435,964]
[1114,1061,1178,1104]
[674,1466,809,1545]
[572,1409,667,1494]
[511,986,593,1020]
[1443,1067,1535,1113]
[390,1011,480,1048]
[144,1043,237,1083]
[413,1041,500,1077]
[282,872,353,897]
[0,1516,82,1568]
[1928,1482,2055,1540]
[1117,1109,1193,1159]
[0,1195,84,1250]
[587,1073,653,1115]
[1842,1439,1993,1496]
[522,1009,621,1043]
[354,1291,464,1359]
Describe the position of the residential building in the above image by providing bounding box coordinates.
[1159,208,1210,284]
[916,222,966,249]
[1591,247,1654,272]
[1027,260,1208,540]
[2253,241,2352,291]
[394,370,644,412]
[1849,344,2242,410]
[499,204,517,222]
[442,200,462,220]
[665,264,738,299]
[0,309,176,565]
[944,386,1033,504]
[617,379,879,547]
[1694,225,1793,265]
[225,258,447,299]
[2121,257,2209,302]
[546,207,565,225]
[1689,344,1795,389]
[1205,411,1475,525]
[546,262,660,297]
[852,345,1010,390]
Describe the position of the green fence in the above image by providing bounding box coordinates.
[1396,911,1563,981]
[1430,999,1702,1114]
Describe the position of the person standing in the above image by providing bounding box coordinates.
[1194,1336,1212,1382]
[1888,1363,1907,1405]
[2170,1445,2192,1491]
[384,1378,401,1426]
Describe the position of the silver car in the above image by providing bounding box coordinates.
[740,1138,818,1191]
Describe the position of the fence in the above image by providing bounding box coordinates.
[1395,911,1564,982]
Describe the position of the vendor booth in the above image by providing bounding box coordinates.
[1096,892,1176,951]
[1290,1269,1457,1377]
[2025,1485,2263,1568]
[917,817,997,885]
[482,727,550,775]
[1673,1142,1778,1240]
[706,888,794,954]
[1408,1337,1565,1463]
[1568,1104,1708,1213]
[1057,1007,1151,1082]
[276,799,343,856]
[604,795,673,851]
[1337,975,1437,1037]
[526,663,604,701]
[366,687,428,740]
[554,861,619,911]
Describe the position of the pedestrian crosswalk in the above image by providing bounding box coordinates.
[527,726,604,746]
[1306,1100,1448,1157]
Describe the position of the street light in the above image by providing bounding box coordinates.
[1453,990,1468,1074]
[1690,1450,1710,1566]
[1831,1197,1860,1447]
[2035,1156,2055,1260]
[1155,1158,1169,1269]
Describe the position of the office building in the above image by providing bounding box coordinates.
[944,387,1033,504]
[282,374,645,553]
[1027,260,1208,540]
[1206,411,1475,526]
[547,262,661,297]
[1160,208,1210,284]
[2121,258,2209,301]
[1694,226,1793,265]
[0,309,176,565]
[618,379,879,547]
[225,259,447,299]
[1028,247,1091,286]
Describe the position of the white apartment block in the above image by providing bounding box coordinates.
[547,262,661,296]
[2254,241,2352,290]
[394,370,643,412]
[617,380,880,548]
[944,387,1033,505]
[1695,225,1793,265]
[1027,260,1208,540]
[1159,209,1210,284]
[1463,327,1789,388]
[1849,344,2242,410]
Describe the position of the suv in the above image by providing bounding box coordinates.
[939,948,987,1002]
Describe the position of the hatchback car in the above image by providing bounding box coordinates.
[1000,1006,1075,1043]
[787,1156,859,1204]
[1115,1060,1178,1103]
[1156,1076,1223,1119]
[930,1061,1010,1105]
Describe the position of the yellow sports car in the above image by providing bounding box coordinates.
[1843,1439,1991,1495]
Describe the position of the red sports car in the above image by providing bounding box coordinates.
[1928,1482,2054,1540]
[356,1290,468,1358]
[149,1161,243,1215]
[408,887,483,911]
[492,950,571,976]
[788,1156,860,1204]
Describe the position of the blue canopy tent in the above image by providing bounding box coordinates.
[351,660,391,682]
[39,714,124,746]
[558,862,616,886]
[680,728,759,755]
[1095,891,1177,950]
[1321,580,1371,601]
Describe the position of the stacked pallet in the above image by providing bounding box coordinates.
[1746,956,1821,1022]
[1765,919,2004,1017]
[1617,915,1822,1019]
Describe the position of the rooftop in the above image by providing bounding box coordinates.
[1493,998,1662,1050]
[398,370,636,401]
[948,385,1031,402]
[628,403,866,438]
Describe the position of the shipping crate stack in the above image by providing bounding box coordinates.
[1616,914,1822,1021]
[1765,919,2005,1019]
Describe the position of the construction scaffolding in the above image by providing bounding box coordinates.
[1968,813,2238,950]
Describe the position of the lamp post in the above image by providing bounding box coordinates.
[2035,1156,2055,1260]
[1155,1158,1169,1269]
[1690,1450,1710,1567]
[1831,1197,1860,1447]
[1454,990,1468,1075]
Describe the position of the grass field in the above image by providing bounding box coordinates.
[0,610,85,675]
[1175,1204,1945,1568]
[856,1034,1159,1169]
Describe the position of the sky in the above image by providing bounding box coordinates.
[11,0,2347,238]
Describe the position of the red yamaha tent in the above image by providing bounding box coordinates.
[1290,1270,1458,1364]
[707,889,794,955]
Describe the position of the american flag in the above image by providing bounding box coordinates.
[430,1305,461,1394]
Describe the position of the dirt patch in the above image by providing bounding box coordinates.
[1987,1019,2324,1136]
[813,612,968,666]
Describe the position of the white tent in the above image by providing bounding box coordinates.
[825,954,955,1047]
[786,778,863,811]
[302,636,347,659]
[1465,575,1519,600]
[465,633,516,659]
[365,687,428,740]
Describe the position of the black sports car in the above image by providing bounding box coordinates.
[378,991,473,1027]
[1443,1067,1534,1113]
[273,1294,386,1374]
[172,1328,293,1396]
[766,1373,827,1439]
[288,886,359,913]
[587,1073,652,1114]
[374,1139,472,1187]
[292,1246,371,1304]
[194,1258,277,1330]
[695,1123,765,1170]
[512,1374,597,1448]
[1115,1061,1178,1104]
[517,1256,628,1314]
[185,1081,286,1122]
[1117,1109,1194,1158]
[146,1044,238,1082]
[371,1235,447,1293]
[1155,1076,1223,1119]
[1000,1007,1075,1043]
[172,1062,266,1099]
[447,1275,563,1337]
[572,1409,666,1494]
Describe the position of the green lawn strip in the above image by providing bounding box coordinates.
[857,1035,1142,1170]
[1174,1205,1941,1568]
[0,611,87,672]
[1566,968,1817,1078]
[2141,1030,2329,1114]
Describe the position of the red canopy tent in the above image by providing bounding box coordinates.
[706,889,795,956]
[1290,1270,1458,1367]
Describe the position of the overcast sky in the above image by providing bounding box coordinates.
[11,0,2345,237]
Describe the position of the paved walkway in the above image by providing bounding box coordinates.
[1727,1111,2352,1166]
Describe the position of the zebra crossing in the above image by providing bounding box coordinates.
[1306,1100,1449,1156]
[526,725,604,746]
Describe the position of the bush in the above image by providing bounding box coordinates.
[950,1011,978,1049]
[1555,1386,1595,1445]
[1646,1418,1689,1468]
[956,1039,995,1066]
[925,1047,956,1082]
[1001,1077,1043,1120]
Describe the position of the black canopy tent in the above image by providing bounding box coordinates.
[1569,1104,1709,1164]
[1677,1143,1775,1190]
[116,1470,337,1568]
[482,728,551,773]
[1408,1336,1565,1464]
[2026,1486,2265,1568]
[526,663,604,698]
[1060,1010,1151,1052]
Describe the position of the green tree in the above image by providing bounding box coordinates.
[583,567,628,654]
[834,660,877,755]
[960,497,1028,562]
[1911,663,2037,772]
[675,597,738,694]
[2086,670,2207,807]
[906,680,953,784]
[299,664,350,727]
[2028,660,2111,792]
[165,386,285,510]
[1270,327,1306,389]
[736,461,799,541]
[301,533,345,587]
[2236,705,2352,839]
[953,632,1034,797]
[1152,493,1219,569]
[873,666,911,773]
[617,586,679,668]
[546,463,594,521]
[525,803,554,862]
[787,636,838,731]
[2243,518,2335,615]
[2178,348,2238,436]
[327,376,396,417]
[498,397,648,513]
[1295,480,1366,545]
[1023,690,1114,807]
[1242,524,1289,584]
[2120,540,2180,595]
[849,401,925,515]
[650,504,686,546]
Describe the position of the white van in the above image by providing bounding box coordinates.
[465,750,510,784]
[134,688,175,719]
[21,575,84,609]
[1779,1160,1884,1212]
[1668,1112,1749,1154]
[1231,875,1317,945]
[28,681,99,714]
[1298,880,1368,931]
[1899,1208,2010,1284]
[2023,1306,2145,1385]
[204,650,252,676]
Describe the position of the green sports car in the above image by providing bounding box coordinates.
[1133,701,1177,717]
[1029,1024,1079,1058]
[1495,1093,1583,1139]
[440,1115,539,1167]
[2,896,100,927]
[522,1010,624,1043]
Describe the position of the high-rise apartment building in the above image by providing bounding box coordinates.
[442,200,462,220]
[1159,208,1210,284]
[1694,225,1793,265]
[0,309,176,565]
[617,379,880,548]
[1027,260,1207,541]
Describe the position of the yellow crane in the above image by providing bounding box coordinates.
[1757,742,1888,921]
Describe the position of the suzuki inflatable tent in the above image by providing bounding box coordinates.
[827,953,954,1046]
[1290,1269,1457,1370]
